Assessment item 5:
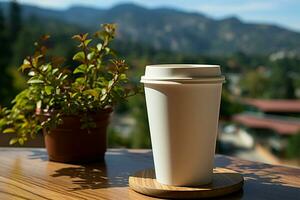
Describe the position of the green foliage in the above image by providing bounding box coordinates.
[107,127,131,148]
[267,61,296,99]
[0,24,137,145]
[286,133,300,158]
[9,0,22,42]
[239,60,299,99]
[1,1,300,149]
[220,89,244,118]
[240,70,270,98]
[0,8,14,106]
[128,95,151,148]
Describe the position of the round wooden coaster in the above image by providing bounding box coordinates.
[129,168,243,199]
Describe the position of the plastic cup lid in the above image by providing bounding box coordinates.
[141,64,225,83]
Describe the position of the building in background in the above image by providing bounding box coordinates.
[232,99,300,163]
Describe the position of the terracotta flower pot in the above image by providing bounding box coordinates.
[43,108,112,163]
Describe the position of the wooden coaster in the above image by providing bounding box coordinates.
[129,168,243,199]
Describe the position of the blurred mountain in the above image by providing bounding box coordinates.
[1,2,300,55]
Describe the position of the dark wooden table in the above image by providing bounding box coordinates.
[0,148,299,199]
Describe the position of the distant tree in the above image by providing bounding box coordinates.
[268,60,296,99]
[286,133,300,159]
[0,0,23,105]
[0,9,13,105]
[0,9,6,44]
[240,70,269,98]
[9,0,22,42]
[10,19,36,67]
[128,95,151,148]
[284,76,296,99]
[220,89,244,119]
[0,9,7,65]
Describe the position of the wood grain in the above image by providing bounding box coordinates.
[0,148,299,200]
[129,168,243,199]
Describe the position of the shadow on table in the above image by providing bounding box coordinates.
[51,163,119,190]
[215,155,300,199]
[27,150,300,199]
[28,149,153,190]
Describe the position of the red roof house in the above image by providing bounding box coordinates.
[233,114,300,135]
[242,99,300,113]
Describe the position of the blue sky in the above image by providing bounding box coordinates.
[2,0,300,32]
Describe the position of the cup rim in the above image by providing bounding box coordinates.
[142,64,224,83]
[146,64,220,69]
[141,76,225,84]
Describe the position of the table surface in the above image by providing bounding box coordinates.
[0,148,299,200]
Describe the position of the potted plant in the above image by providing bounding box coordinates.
[0,24,137,163]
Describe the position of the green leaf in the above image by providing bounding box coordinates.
[41,64,51,72]
[71,92,79,98]
[3,128,15,134]
[45,86,54,95]
[20,64,31,71]
[82,33,89,40]
[73,51,85,62]
[87,52,95,60]
[32,54,42,66]
[0,119,6,128]
[83,89,100,97]
[75,77,85,84]
[56,88,61,95]
[101,88,107,94]
[108,80,114,88]
[19,59,31,71]
[61,74,68,80]
[87,64,95,71]
[72,34,82,41]
[28,71,35,76]
[105,47,110,54]
[9,138,18,145]
[52,68,59,75]
[57,72,63,79]
[18,138,24,145]
[84,39,92,46]
[97,43,102,51]
[100,94,107,101]
[36,100,42,110]
[28,77,44,84]
[73,64,86,74]
[120,73,127,80]
[23,59,30,65]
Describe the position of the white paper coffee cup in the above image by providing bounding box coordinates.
[141,64,225,186]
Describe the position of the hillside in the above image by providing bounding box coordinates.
[1,2,300,55]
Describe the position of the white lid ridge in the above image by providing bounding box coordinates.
[141,64,225,83]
